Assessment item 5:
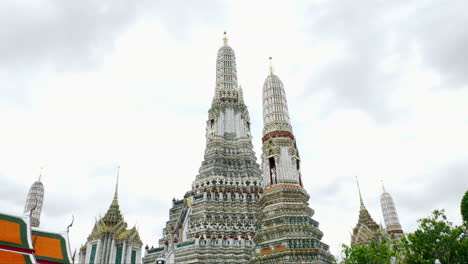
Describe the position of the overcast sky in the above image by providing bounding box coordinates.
[1,0,467,258]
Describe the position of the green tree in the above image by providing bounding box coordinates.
[461,190,468,223]
[338,238,404,264]
[401,210,467,264]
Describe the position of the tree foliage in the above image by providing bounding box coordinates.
[461,190,468,223]
[338,210,467,264]
[402,210,467,264]
[339,238,404,264]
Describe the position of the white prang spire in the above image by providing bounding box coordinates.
[262,57,292,135]
[261,58,301,187]
[380,181,404,239]
[24,168,45,227]
[253,59,334,264]
[206,33,253,141]
[215,31,238,92]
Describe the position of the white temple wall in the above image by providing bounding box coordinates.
[109,239,116,264]
[95,239,102,263]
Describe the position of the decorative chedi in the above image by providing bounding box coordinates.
[143,32,262,264]
[351,177,382,245]
[251,59,334,264]
[79,168,142,264]
[23,171,44,227]
[380,182,404,240]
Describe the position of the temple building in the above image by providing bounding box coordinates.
[143,32,263,264]
[351,177,383,245]
[23,173,44,228]
[251,60,334,264]
[380,182,404,240]
[79,169,143,264]
[0,173,73,264]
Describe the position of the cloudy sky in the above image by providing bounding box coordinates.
[1,0,467,258]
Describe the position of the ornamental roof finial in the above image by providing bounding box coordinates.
[38,166,43,182]
[381,179,386,193]
[269,57,274,75]
[114,165,120,200]
[356,176,365,210]
[223,31,228,45]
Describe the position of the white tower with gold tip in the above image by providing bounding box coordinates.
[380,181,404,239]
[23,170,45,227]
[261,57,303,187]
[252,58,334,264]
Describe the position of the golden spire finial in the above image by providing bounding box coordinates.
[223,31,228,45]
[356,176,365,210]
[269,57,274,75]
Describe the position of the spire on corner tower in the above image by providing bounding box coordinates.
[262,61,292,136]
[261,63,301,187]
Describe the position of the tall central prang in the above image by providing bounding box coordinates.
[143,33,262,264]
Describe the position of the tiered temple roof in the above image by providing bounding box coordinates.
[86,174,142,246]
[351,177,382,245]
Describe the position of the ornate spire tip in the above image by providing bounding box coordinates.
[223,31,228,45]
[269,57,274,75]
